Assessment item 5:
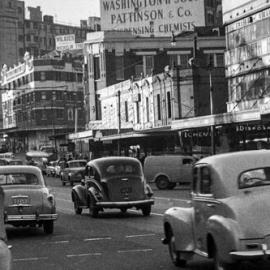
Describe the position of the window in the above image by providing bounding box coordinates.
[239,167,270,189]
[200,167,212,194]
[144,55,154,76]
[115,56,124,80]
[157,94,161,120]
[41,109,47,120]
[41,92,46,100]
[40,72,46,81]
[125,101,129,122]
[68,108,74,120]
[136,101,140,123]
[146,97,149,122]
[56,109,64,119]
[216,53,224,67]
[167,92,171,118]
[93,56,101,80]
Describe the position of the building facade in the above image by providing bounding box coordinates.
[83,28,227,125]
[0,52,85,152]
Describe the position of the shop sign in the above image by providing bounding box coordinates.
[100,0,205,37]
[55,34,75,51]
[236,124,270,132]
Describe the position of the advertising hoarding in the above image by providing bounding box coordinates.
[100,0,205,37]
[55,34,76,51]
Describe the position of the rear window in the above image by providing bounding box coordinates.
[104,163,142,177]
[239,167,270,189]
[0,173,39,185]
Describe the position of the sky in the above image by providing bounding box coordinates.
[23,0,100,26]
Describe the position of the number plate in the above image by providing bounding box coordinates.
[12,197,29,205]
[120,187,132,194]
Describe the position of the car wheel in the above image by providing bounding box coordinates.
[69,178,73,186]
[141,205,151,216]
[213,242,236,270]
[89,195,99,218]
[43,220,54,234]
[168,230,187,267]
[156,176,170,190]
[74,198,82,215]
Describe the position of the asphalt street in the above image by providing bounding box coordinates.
[6,176,270,270]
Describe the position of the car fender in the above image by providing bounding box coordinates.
[71,185,87,206]
[206,215,243,263]
[163,206,195,252]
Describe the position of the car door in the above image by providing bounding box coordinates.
[180,157,194,183]
[193,164,217,253]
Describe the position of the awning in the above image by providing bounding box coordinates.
[98,132,151,142]
[69,130,93,141]
[172,109,261,130]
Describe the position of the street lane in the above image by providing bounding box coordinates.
[6,175,269,270]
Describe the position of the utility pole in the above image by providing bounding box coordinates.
[208,55,215,155]
[117,90,121,156]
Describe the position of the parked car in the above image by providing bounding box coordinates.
[71,157,154,217]
[25,151,49,174]
[60,159,87,186]
[144,155,194,189]
[0,159,10,166]
[46,161,57,177]
[162,150,270,270]
[0,186,11,270]
[0,165,57,234]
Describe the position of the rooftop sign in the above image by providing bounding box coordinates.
[100,0,205,37]
[55,34,76,51]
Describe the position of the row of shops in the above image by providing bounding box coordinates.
[69,107,270,160]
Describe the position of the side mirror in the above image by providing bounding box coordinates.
[81,179,85,186]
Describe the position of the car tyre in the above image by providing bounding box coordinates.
[168,230,187,267]
[156,176,170,190]
[43,220,54,234]
[74,198,82,215]
[213,242,236,270]
[89,195,99,218]
[141,205,151,216]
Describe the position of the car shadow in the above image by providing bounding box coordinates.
[80,209,147,219]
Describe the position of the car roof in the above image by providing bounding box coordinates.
[196,150,270,197]
[68,159,86,163]
[26,150,50,157]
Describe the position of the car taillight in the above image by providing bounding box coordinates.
[47,194,55,205]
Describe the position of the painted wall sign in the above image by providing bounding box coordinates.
[55,34,75,51]
[100,0,205,36]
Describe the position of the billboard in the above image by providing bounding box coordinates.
[55,34,75,51]
[100,0,205,37]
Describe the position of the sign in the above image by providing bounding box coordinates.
[55,34,75,51]
[260,103,270,115]
[100,0,205,37]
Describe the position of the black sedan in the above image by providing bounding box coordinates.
[71,157,154,217]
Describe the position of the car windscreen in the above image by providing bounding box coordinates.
[239,167,270,189]
[0,173,39,185]
[9,160,23,165]
[69,161,86,168]
[103,162,142,177]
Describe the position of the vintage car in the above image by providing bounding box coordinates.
[25,151,49,174]
[0,186,11,270]
[162,150,270,270]
[46,161,57,177]
[60,159,87,186]
[71,157,154,217]
[0,165,57,234]
[55,160,66,177]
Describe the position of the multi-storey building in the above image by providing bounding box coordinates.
[0,52,85,152]
[0,0,97,72]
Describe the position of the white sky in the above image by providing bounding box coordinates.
[23,0,100,26]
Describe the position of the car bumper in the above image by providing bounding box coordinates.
[230,250,270,260]
[96,199,154,208]
[6,213,58,222]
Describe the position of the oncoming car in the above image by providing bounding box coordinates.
[162,150,270,270]
[71,157,154,217]
[60,160,87,186]
[0,166,57,234]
